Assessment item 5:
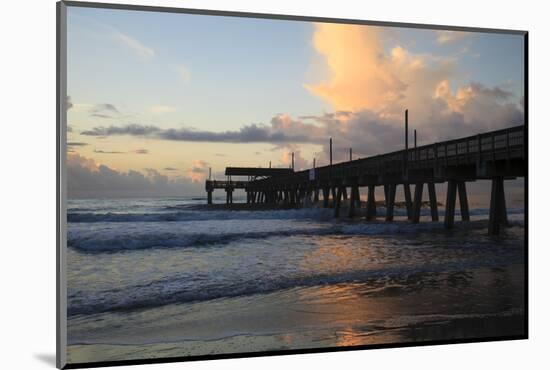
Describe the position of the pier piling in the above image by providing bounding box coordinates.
[428,182,439,221]
[334,187,343,218]
[458,181,470,222]
[444,180,457,229]
[489,177,509,235]
[386,184,397,222]
[412,183,424,223]
[403,183,413,220]
[366,185,377,221]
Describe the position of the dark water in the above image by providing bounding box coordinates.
[66,197,525,363]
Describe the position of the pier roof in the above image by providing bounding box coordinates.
[224,167,294,177]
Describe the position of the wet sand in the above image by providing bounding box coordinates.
[67,264,525,364]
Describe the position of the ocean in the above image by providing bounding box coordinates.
[65,196,526,363]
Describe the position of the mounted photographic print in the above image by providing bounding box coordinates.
[56,1,527,368]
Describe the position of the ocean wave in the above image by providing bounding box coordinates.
[67,254,520,317]
[67,208,336,223]
[67,227,340,253]
[67,207,525,224]
[67,218,524,254]
[66,264,465,317]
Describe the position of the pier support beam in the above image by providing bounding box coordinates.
[304,189,311,206]
[342,187,348,201]
[403,183,413,220]
[207,191,213,205]
[457,182,470,221]
[488,177,508,235]
[331,187,337,207]
[412,183,424,223]
[322,187,330,208]
[366,185,377,221]
[444,180,457,229]
[313,188,319,203]
[385,184,397,222]
[334,187,343,218]
[444,180,470,229]
[226,188,233,205]
[427,182,439,221]
[348,184,359,218]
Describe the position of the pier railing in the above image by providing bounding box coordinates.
[205,180,249,191]
[250,125,524,186]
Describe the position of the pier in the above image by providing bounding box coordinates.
[205,113,525,235]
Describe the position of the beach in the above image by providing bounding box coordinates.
[66,197,525,364]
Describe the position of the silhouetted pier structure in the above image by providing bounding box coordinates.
[205,167,293,204]
[205,115,525,235]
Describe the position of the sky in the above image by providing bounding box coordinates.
[66,6,525,198]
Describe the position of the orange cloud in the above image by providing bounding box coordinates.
[305,24,405,114]
[187,160,209,183]
[434,79,476,113]
[305,23,455,122]
[280,149,309,171]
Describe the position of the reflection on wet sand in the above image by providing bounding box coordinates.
[67,263,524,363]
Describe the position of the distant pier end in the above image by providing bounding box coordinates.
[205,125,525,235]
[205,167,294,205]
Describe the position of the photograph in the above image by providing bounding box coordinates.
[60,2,526,367]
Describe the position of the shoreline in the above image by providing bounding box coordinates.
[67,264,525,363]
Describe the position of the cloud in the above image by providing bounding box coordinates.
[436,30,468,44]
[280,148,310,171]
[163,167,178,171]
[78,24,522,166]
[78,80,522,160]
[81,124,161,136]
[67,153,202,198]
[68,152,98,171]
[66,96,73,110]
[67,142,88,147]
[94,149,125,154]
[89,103,121,119]
[187,160,210,183]
[81,120,319,144]
[93,148,150,155]
[304,23,456,119]
[132,149,149,154]
[115,32,155,59]
[298,23,523,157]
[304,24,408,114]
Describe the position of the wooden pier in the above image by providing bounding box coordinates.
[205,120,525,235]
